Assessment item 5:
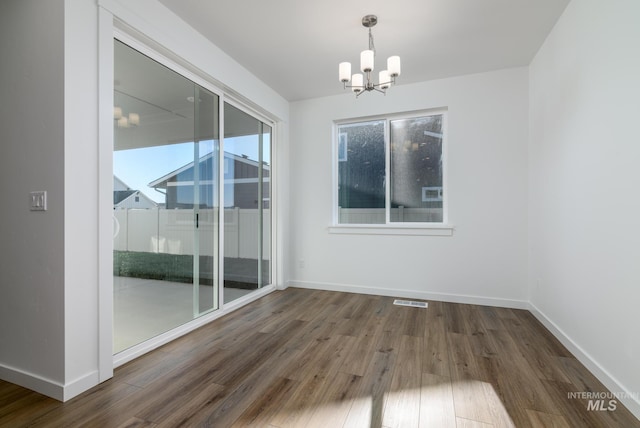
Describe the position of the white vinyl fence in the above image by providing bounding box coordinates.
[113,208,270,259]
[338,207,443,224]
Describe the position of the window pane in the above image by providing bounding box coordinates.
[390,115,444,223]
[337,120,385,224]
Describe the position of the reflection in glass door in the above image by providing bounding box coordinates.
[223,103,271,302]
[113,40,219,353]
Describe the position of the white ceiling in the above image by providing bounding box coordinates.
[158,0,570,102]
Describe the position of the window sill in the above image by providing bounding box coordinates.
[328,224,454,236]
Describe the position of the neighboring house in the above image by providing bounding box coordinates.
[148,152,269,209]
[113,176,157,209]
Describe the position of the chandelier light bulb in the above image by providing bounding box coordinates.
[117,116,129,128]
[128,112,140,126]
[339,62,352,82]
[360,50,374,72]
[352,73,364,92]
[379,70,391,89]
[387,56,401,77]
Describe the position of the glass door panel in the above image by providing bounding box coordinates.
[113,40,219,353]
[223,103,271,302]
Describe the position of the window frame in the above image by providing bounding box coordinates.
[330,109,453,236]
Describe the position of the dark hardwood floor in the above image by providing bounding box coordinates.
[0,288,638,427]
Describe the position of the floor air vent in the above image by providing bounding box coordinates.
[393,299,428,308]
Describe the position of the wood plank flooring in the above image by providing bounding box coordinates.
[0,288,638,427]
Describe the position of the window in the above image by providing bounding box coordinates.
[335,110,446,226]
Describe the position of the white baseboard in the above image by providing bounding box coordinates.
[63,370,101,401]
[287,280,529,309]
[0,364,101,402]
[528,303,640,420]
[0,364,60,401]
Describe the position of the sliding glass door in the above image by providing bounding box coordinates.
[113,40,219,353]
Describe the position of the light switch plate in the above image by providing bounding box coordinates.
[30,191,47,211]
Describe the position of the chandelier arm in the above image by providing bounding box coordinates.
[372,80,393,88]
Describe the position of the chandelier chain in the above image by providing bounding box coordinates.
[368,28,376,53]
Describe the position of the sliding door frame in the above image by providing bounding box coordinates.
[99,14,279,372]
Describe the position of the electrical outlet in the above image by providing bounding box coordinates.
[30,191,47,211]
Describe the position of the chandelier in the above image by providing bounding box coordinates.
[339,15,401,97]
[113,106,140,128]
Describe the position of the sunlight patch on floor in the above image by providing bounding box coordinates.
[448,378,516,428]
[265,376,515,427]
[267,376,515,427]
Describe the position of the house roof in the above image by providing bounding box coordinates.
[114,190,136,205]
[148,151,269,189]
[113,175,158,207]
[114,175,131,191]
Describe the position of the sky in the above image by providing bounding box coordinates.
[114,141,195,203]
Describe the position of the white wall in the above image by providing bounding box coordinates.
[0,0,105,401]
[289,68,529,306]
[0,0,66,397]
[529,0,640,416]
